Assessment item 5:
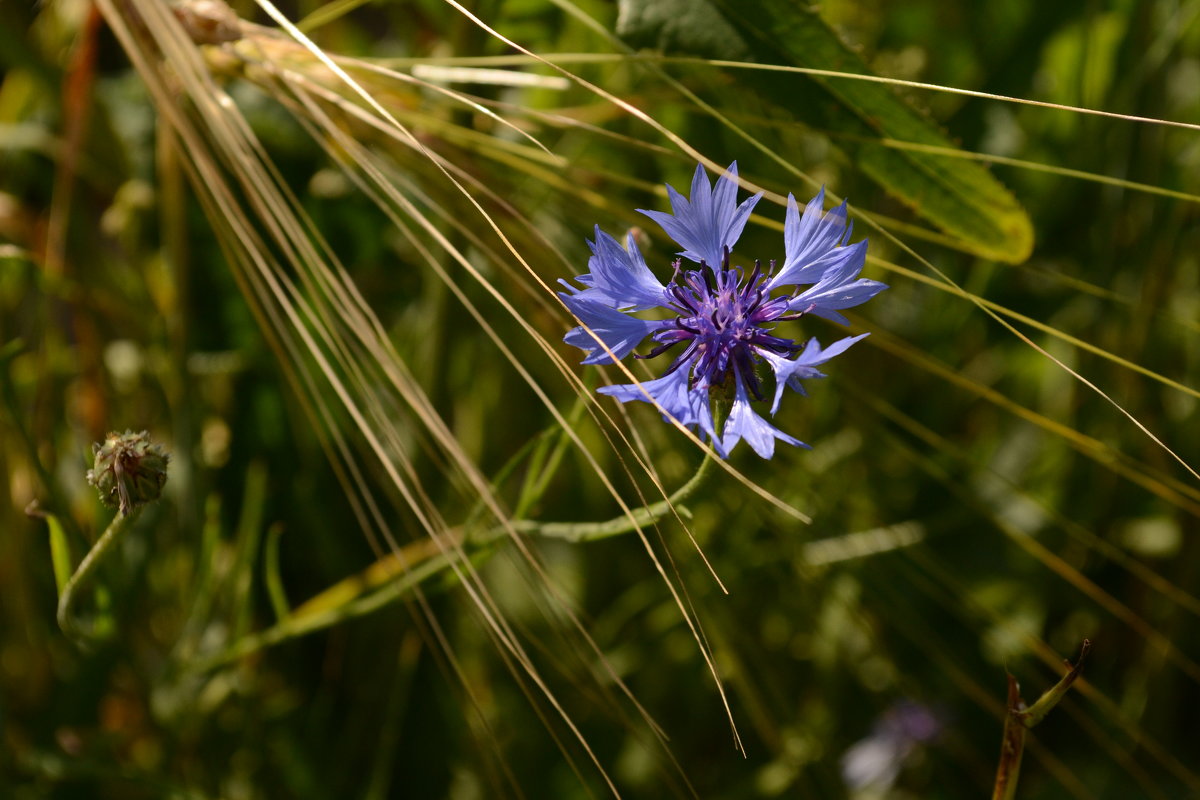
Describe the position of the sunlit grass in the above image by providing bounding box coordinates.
[1,0,1197,797]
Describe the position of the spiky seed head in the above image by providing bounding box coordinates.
[86,430,170,515]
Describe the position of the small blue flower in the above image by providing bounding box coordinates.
[561,163,886,458]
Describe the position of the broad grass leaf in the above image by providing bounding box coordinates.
[617,0,1035,263]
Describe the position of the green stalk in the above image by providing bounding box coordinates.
[992,640,1091,800]
[57,508,143,642]
[193,450,718,670]
[496,451,716,544]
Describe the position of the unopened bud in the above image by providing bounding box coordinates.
[86,431,170,516]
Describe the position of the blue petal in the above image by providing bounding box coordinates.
[758,333,869,414]
[598,369,721,447]
[787,241,887,323]
[638,162,763,267]
[808,278,889,312]
[720,367,807,459]
[811,238,867,285]
[792,283,888,325]
[598,368,694,421]
[570,228,669,310]
[768,189,853,289]
[561,294,663,364]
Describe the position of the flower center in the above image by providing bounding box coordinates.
[638,249,806,400]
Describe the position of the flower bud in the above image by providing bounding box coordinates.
[86,430,170,515]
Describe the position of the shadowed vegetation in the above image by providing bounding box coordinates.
[1,0,1198,798]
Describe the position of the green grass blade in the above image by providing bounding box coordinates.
[618,0,1035,262]
[263,523,290,623]
[45,511,73,598]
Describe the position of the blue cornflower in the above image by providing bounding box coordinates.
[561,163,886,458]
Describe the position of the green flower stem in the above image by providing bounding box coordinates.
[193,451,717,671]
[490,450,716,544]
[57,508,143,642]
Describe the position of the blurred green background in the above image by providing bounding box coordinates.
[2,0,1198,798]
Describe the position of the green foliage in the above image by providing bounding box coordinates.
[619,0,1035,262]
[1,0,1198,798]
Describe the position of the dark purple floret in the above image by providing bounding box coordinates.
[647,252,801,398]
